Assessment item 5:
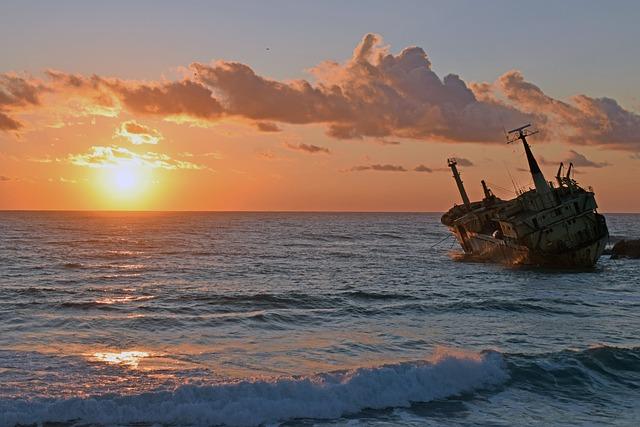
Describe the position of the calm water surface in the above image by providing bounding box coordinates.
[0,212,639,426]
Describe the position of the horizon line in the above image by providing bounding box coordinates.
[1,209,638,215]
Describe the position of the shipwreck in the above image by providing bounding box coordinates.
[441,124,609,267]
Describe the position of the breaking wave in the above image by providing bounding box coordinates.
[0,350,506,427]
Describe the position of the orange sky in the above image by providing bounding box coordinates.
[1,114,636,212]
[1,31,639,212]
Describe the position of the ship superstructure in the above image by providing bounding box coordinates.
[441,124,608,267]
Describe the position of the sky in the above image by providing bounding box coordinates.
[1,0,639,211]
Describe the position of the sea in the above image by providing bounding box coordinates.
[0,211,639,426]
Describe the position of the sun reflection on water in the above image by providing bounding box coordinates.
[92,351,150,368]
[95,295,154,305]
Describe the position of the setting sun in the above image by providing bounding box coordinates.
[111,167,143,193]
[96,165,153,206]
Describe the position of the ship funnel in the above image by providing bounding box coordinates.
[566,162,573,179]
[507,124,550,194]
[556,162,564,179]
[481,180,494,200]
[447,158,471,209]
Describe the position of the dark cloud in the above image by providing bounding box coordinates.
[494,70,640,149]
[191,61,352,125]
[255,122,281,132]
[0,112,22,131]
[110,79,223,119]
[566,150,609,168]
[350,164,407,172]
[0,175,11,181]
[375,139,401,145]
[542,150,609,168]
[0,74,42,107]
[0,74,46,130]
[47,70,224,121]
[284,143,330,154]
[455,157,474,167]
[413,164,432,172]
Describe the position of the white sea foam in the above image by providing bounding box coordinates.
[0,349,507,427]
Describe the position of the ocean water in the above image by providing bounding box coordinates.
[0,211,639,427]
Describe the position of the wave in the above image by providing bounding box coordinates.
[373,232,405,240]
[57,295,155,311]
[61,262,83,269]
[299,232,356,242]
[441,299,577,315]
[342,290,418,301]
[0,349,506,427]
[58,301,119,310]
[59,261,148,271]
[89,250,145,260]
[5,286,76,297]
[332,298,577,317]
[171,292,341,310]
[507,345,640,396]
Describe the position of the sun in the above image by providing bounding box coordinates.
[96,165,153,205]
[113,167,138,192]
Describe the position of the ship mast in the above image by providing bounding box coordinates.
[447,158,471,209]
[507,124,550,194]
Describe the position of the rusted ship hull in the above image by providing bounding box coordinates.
[451,228,607,268]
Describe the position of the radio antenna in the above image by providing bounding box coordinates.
[506,124,550,194]
[505,124,539,144]
[504,162,519,195]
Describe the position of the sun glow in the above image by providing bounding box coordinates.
[96,165,154,206]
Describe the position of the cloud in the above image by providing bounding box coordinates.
[0,74,41,107]
[0,113,22,131]
[0,73,46,130]
[68,145,204,170]
[255,122,281,132]
[454,157,474,166]
[491,70,640,149]
[108,80,223,120]
[190,34,532,142]
[1,35,639,152]
[349,164,407,172]
[191,61,352,126]
[201,152,222,159]
[46,70,224,122]
[544,150,609,168]
[0,175,11,182]
[376,139,402,145]
[26,156,57,163]
[414,164,432,172]
[284,142,330,154]
[258,150,277,160]
[179,151,222,159]
[115,120,163,145]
